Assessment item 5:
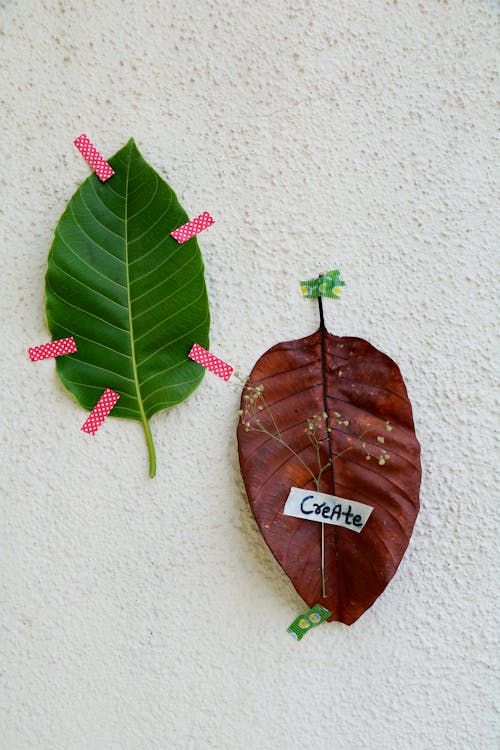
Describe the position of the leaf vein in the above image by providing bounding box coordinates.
[46,312,132,360]
[133,264,204,321]
[50,256,128,311]
[138,311,210,368]
[55,228,127,290]
[79,190,126,241]
[69,203,125,265]
[46,278,129,334]
[135,286,207,343]
[128,190,173,245]
[127,173,159,220]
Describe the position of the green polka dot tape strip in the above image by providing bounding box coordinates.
[287,604,331,641]
[300,269,345,299]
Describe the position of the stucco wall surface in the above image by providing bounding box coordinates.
[1,1,497,748]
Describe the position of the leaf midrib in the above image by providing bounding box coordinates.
[123,146,150,439]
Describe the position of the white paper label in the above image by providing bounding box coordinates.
[283,487,373,533]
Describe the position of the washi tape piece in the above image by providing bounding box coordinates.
[287,604,331,641]
[188,343,234,382]
[171,211,214,243]
[300,269,345,299]
[81,388,120,435]
[28,336,77,362]
[74,134,115,182]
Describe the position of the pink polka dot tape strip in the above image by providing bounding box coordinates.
[188,343,234,382]
[81,388,120,436]
[171,211,214,243]
[74,134,115,182]
[28,336,77,362]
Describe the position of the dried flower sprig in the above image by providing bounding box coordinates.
[238,377,391,596]
[239,379,390,484]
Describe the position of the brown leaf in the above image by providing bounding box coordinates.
[237,328,421,625]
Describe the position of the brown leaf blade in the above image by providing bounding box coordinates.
[237,329,421,625]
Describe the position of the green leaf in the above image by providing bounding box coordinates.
[45,138,210,477]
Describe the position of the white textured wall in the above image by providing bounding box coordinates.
[1,1,497,748]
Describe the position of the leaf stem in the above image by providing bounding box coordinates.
[142,417,157,478]
[318,295,326,330]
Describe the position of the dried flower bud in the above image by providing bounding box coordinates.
[377,436,384,443]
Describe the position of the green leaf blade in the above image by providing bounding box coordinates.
[46,138,210,474]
